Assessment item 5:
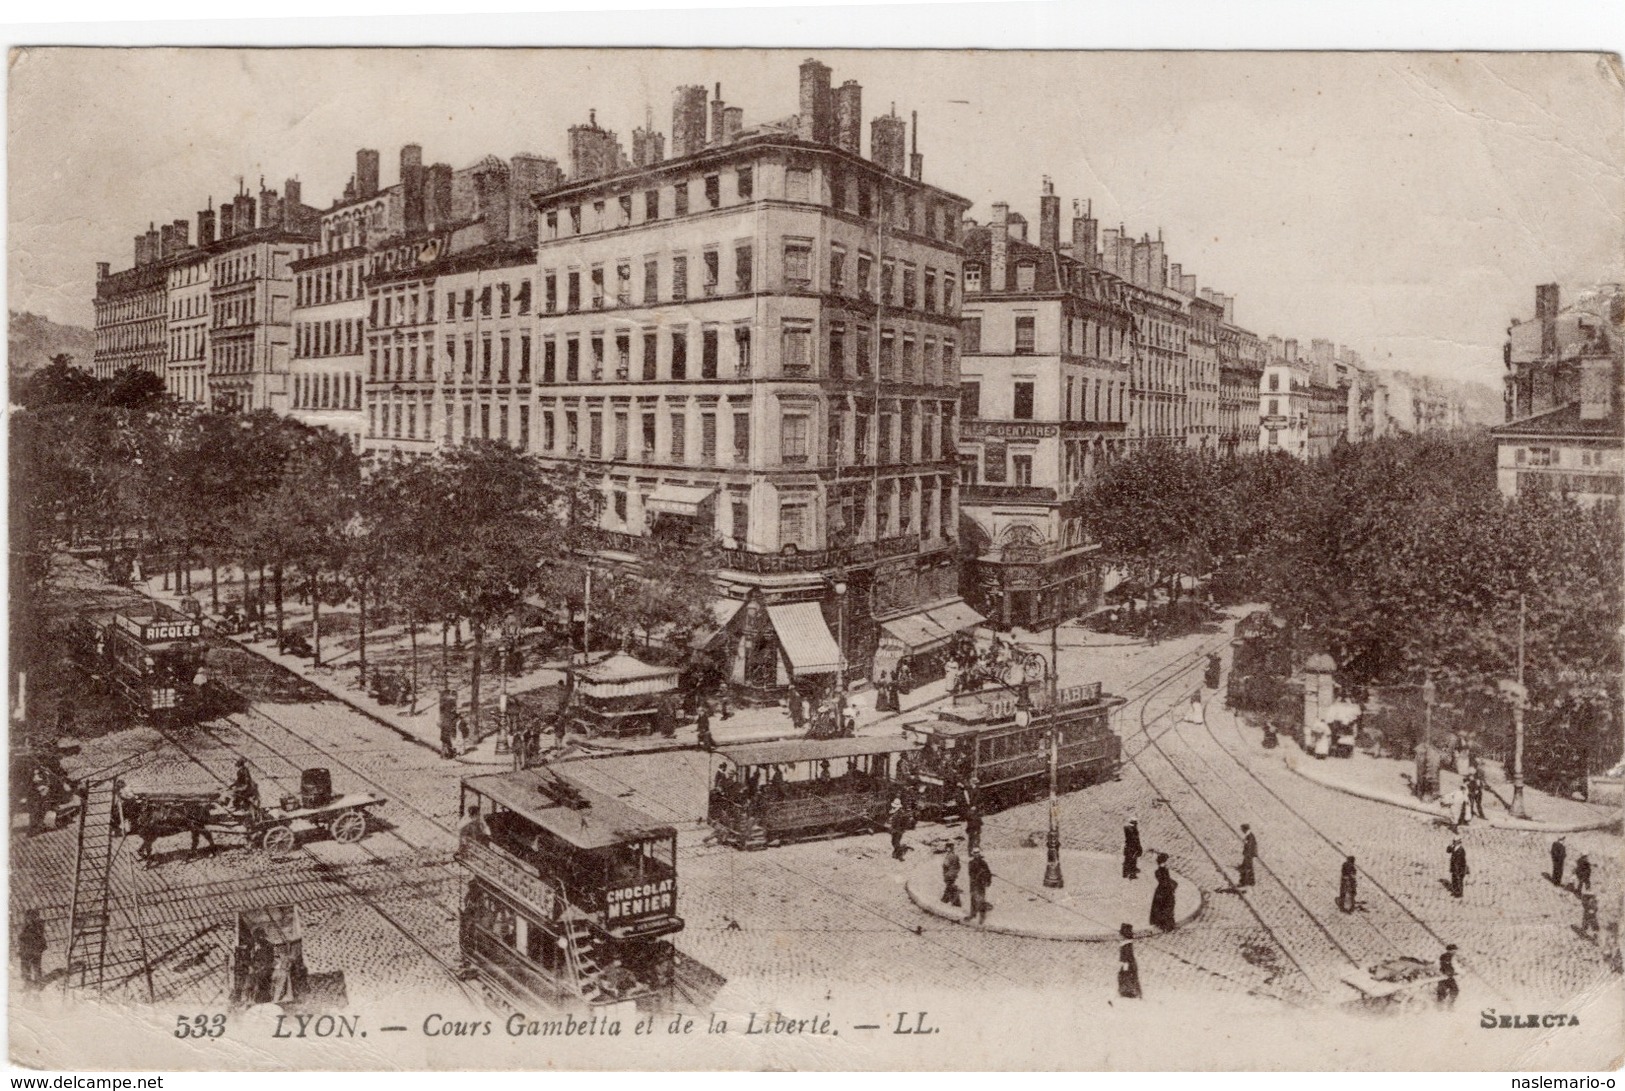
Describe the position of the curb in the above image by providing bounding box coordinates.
[903,849,1206,941]
[1283,751,1622,834]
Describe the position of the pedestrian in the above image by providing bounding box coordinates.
[964,802,983,854]
[696,702,714,750]
[1204,653,1222,691]
[889,801,909,860]
[1338,855,1358,913]
[1150,853,1179,931]
[460,804,487,842]
[1238,824,1258,888]
[1117,923,1142,999]
[16,909,46,989]
[1435,944,1459,1009]
[1575,854,1593,896]
[1468,767,1487,819]
[247,927,275,1005]
[1551,836,1567,886]
[1122,818,1142,880]
[787,688,805,731]
[941,844,963,907]
[1448,839,1469,899]
[967,849,993,925]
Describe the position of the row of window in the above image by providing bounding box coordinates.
[210,340,256,375]
[298,319,366,360]
[293,371,362,411]
[213,252,260,287]
[213,295,258,330]
[960,315,1128,360]
[168,262,208,290]
[445,281,532,322]
[959,378,1128,425]
[96,294,163,325]
[168,327,206,363]
[296,260,367,308]
[168,292,208,321]
[544,167,754,240]
[95,319,164,353]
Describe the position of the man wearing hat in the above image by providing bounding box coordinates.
[1238,824,1258,888]
[1436,944,1459,1008]
[967,849,993,926]
[230,758,259,813]
[1338,855,1359,913]
[1122,819,1142,879]
[1117,923,1142,998]
[1448,839,1469,899]
[1551,836,1567,886]
[941,842,963,907]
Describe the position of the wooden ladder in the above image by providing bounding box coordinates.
[64,779,120,993]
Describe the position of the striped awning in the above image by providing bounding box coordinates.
[926,599,986,636]
[645,483,715,517]
[766,602,842,675]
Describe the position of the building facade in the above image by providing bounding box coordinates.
[1217,316,1265,455]
[165,248,211,405]
[1492,283,1623,505]
[1258,338,1311,457]
[92,225,171,382]
[530,61,973,696]
[956,183,1132,630]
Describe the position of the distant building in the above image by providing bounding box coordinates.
[1491,283,1623,506]
[1258,338,1311,458]
[165,236,211,405]
[92,225,171,382]
[1217,313,1265,455]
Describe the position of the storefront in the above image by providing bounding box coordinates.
[872,597,986,692]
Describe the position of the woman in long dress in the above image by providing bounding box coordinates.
[1149,853,1178,930]
[1118,923,1142,998]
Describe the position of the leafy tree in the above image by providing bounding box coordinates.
[15,355,100,407]
[1081,443,1225,608]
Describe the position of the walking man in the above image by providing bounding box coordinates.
[1468,767,1486,819]
[1575,853,1593,896]
[16,909,46,989]
[941,844,963,907]
[964,802,983,854]
[967,849,993,926]
[1238,824,1258,888]
[889,801,910,860]
[1117,923,1142,999]
[1122,818,1143,880]
[1338,855,1359,913]
[1448,839,1469,899]
[1551,836,1567,886]
[696,702,714,750]
[1435,944,1459,1009]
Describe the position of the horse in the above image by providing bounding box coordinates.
[120,795,219,864]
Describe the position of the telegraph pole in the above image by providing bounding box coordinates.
[1510,593,1529,819]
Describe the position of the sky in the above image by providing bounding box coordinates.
[8,47,1623,390]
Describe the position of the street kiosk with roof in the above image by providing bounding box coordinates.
[457,768,683,1008]
[708,736,922,849]
[566,653,679,738]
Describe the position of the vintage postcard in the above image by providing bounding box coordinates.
[7,45,1624,1071]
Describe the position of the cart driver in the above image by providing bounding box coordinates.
[229,759,260,813]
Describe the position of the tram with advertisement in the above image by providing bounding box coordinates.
[902,681,1124,818]
[457,768,683,1010]
[707,736,922,849]
[73,601,207,724]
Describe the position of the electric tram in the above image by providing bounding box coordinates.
[73,601,206,724]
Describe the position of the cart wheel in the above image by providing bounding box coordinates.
[330,810,367,844]
[260,824,296,857]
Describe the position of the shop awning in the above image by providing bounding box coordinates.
[879,612,951,653]
[766,602,842,675]
[927,599,986,636]
[645,483,715,517]
[690,597,747,649]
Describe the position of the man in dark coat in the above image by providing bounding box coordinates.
[889,802,909,860]
[967,850,993,925]
[16,909,46,989]
[1467,767,1487,819]
[1338,855,1358,913]
[1238,824,1258,888]
[941,844,963,907]
[1150,853,1178,931]
[964,803,983,854]
[1122,819,1142,879]
[1575,853,1593,895]
[696,702,714,750]
[1551,836,1567,886]
[1435,944,1459,1008]
[1117,923,1142,998]
[1448,839,1469,898]
[787,688,805,731]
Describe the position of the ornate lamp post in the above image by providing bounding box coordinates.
[830,568,848,714]
[1016,682,1064,889]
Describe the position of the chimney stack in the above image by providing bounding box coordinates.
[145,223,160,263]
[909,110,923,181]
[159,223,175,258]
[870,105,907,174]
[1536,283,1560,357]
[401,144,425,233]
[671,84,708,159]
[198,201,216,246]
[798,58,833,144]
[357,149,380,199]
[722,107,743,142]
[835,80,863,154]
[284,178,302,209]
[990,202,1010,292]
[1181,273,1197,296]
[233,196,255,236]
[219,199,235,241]
[97,261,110,281]
[710,83,726,146]
[172,219,190,248]
[1071,200,1097,267]
[1039,177,1060,251]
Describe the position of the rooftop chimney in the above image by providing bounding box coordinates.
[870,105,906,174]
[198,201,216,246]
[990,202,1010,292]
[1536,283,1560,357]
[96,261,110,281]
[233,196,255,236]
[159,223,175,258]
[219,199,236,241]
[835,80,862,154]
[710,83,726,146]
[401,143,425,233]
[722,107,743,142]
[356,149,380,199]
[798,58,833,144]
[1072,199,1097,267]
[284,177,302,209]
[909,110,923,181]
[671,84,708,159]
[1039,177,1060,251]
[172,219,190,248]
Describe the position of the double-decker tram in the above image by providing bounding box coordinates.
[903,681,1124,818]
[707,737,922,849]
[73,602,206,724]
[457,769,683,1009]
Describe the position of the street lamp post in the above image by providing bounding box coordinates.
[1420,675,1437,799]
[831,569,848,709]
[1017,682,1063,889]
[1509,592,1529,819]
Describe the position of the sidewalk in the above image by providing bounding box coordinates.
[1275,734,1621,834]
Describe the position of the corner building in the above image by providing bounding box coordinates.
[531,61,973,699]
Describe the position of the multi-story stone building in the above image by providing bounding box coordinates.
[92,222,175,382]
[1259,337,1311,458]
[205,181,320,413]
[956,182,1132,630]
[530,61,973,697]
[1217,307,1265,456]
[1492,282,1623,505]
[1181,282,1222,451]
[1090,226,1195,448]
[165,230,211,405]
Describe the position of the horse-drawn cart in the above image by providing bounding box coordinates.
[118,766,386,861]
